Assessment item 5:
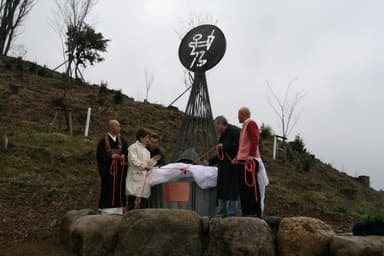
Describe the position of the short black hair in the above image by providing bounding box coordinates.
[151,134,161,141]
[136,128,150,140]
[214,116,228,125]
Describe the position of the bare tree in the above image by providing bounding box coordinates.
[267,78,305,140]
[144,68,154,102]
[53,0,96,77]
[0,0,36,56]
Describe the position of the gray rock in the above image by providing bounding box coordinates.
[70,214,122,256]
[207,217,275,256]
[330,235,384,256]
[114,209,203,256]
[277,216,336,256]
[60,208,96,245]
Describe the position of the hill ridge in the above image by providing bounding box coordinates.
[0,56,383,250]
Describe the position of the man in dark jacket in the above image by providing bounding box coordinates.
[209,116,241,217]
[147,134,166,167]
[96,120,128,214]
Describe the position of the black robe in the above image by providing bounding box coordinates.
[96,135,128,209]
[209,125,241,200]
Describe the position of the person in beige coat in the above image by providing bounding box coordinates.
[126,128,160,210]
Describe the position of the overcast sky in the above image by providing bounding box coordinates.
[16,0,384,190]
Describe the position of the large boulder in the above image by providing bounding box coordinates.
[207,217,275,256]
[70,214,122,256]
[329,235,384,256]
[60,208,96,245]
[114,209,203,256]
[277,217,336,256]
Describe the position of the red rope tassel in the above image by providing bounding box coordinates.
[216,144,225,161]
[244,161,258,202]
[109,159,118,206]
[214,145,259,203]
[134,170,152,209]
[119,158,125,207]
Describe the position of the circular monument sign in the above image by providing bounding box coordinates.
[179,24,226,72]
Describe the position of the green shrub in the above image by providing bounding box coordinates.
[99,81,109,95]
[113,89,124,104]
[16,57,24,74]
[16,173,30,181]
[287,135,315,172]
[37,65,49,77]
[289,134,306,154]
[301,153,315,172]
[29,62,38,73]
[260,123,273,139]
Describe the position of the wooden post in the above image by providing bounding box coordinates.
[3,134,8,150]
[67,108,73,136]
[49,107,60,133]
[84,107,92,137]
[273,135,287,161]
[280,136,288,161]
[273,135,277,160]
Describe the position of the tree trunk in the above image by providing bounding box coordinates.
[0,4,8,55]
[0,0,34,56]
[1,0,15,55]
[3,24,14,56]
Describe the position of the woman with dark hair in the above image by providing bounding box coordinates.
[125,128,160,210]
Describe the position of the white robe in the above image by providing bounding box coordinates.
[126,141,156,198]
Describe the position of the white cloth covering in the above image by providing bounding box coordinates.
[255,157,269,214]
[149,163,218,189]
[150,160,269,214]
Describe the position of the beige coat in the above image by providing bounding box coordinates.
[126,141,156,198]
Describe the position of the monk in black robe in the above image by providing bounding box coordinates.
[209,116,241,217]
[96,120,128,214]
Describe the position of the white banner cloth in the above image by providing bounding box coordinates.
[149,163,218,189]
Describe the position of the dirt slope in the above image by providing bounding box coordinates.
[0,56,383,253]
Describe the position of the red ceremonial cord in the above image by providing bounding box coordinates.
[120,158,125,207]
[109,159,118,206]
[216,144,225,161]
[215,144,259,202]
[109,158,125,207]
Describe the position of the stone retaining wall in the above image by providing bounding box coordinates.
[61,209,384,256]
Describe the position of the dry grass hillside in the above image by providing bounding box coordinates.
[0,56,383,254]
